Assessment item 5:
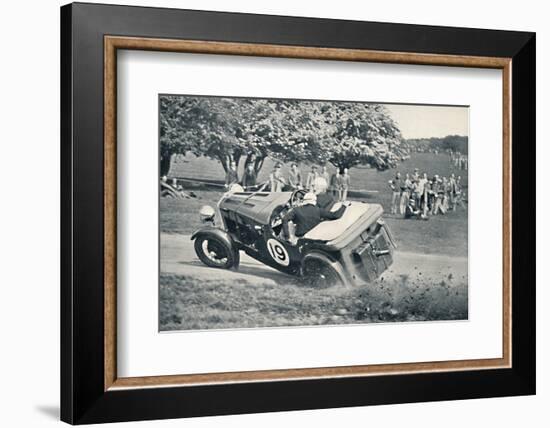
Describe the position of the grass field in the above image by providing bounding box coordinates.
[162,152,468,257]
[160,152,469,331]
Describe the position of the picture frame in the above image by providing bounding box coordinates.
[60,2,535,424]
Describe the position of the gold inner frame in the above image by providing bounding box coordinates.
[104,35,512,391]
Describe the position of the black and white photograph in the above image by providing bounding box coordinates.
[159,95,469,331]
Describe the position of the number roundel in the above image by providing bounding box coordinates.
[266,239,290,266]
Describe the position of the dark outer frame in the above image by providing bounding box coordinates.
[61,2,535,424]
[104,36,512,388]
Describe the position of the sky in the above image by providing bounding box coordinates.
[383,103,469,140]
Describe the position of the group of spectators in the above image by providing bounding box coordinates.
[232,161,352,200]
[274,163,351,200]
[388,169,466,220]
[449,151,468,171]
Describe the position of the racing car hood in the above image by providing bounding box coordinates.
[218,191,292,225]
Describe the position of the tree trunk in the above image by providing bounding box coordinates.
[233,152,242,171]
[160,154,172,177]
[217,153,229,173]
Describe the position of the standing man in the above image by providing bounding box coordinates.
[399,173,412,215]
[388,172,402,215]
[321,165,331,189]
[269,162,286,192]
[241,162,257,189]
[412,168,420,182]
[225,160,239,188]
[341,168,351,201]
[418,173,429,216]
[427,177,437,215]
[441,176,450,211]
[431,175,442,215]
[455,176,466,209]
[449,173,458,211]
[306,165,319,192]
[329,169,341,198]
[288,162,302,190]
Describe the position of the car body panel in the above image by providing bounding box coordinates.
[193,190,395,286]
[218,192,292,225]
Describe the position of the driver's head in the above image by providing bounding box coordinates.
[313,177,328,194]
[302,192,317,206]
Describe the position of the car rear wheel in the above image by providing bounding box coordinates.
[303,254,346,288]
[194,235,239,269]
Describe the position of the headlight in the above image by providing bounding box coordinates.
[199,205,215,223]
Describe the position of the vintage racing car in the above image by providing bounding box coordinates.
[191,190,396,287]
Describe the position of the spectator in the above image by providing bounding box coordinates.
[241,162,257,189]
[341,168,351,201]
[412,168,420,182]
[404,198,428,220]
[306,165,319,192]
[455,175,466,209]
[417,172,428,209]
[399,173,412,215]
[431,175,444,215]
[441,176,450,211]
[288,162,302,190]
[321,165,331,188]
[329,169,341,198]
[388,172,401,215]
[225,160,238,188]
[269,162,286,192]
[449,173,458,211]
[422,176,432,217]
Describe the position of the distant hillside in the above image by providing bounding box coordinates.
[406,135,468,154]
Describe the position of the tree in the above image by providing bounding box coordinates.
[405,135,468,154]
[159,96,404,178]
[264,101,403,171]
[159,96,244,177]
[159,96,304,179]
[316,103,403,171]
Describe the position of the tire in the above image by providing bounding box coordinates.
[302,254,346,288]
[194,234,238,269]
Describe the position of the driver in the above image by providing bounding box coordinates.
[282,192,347,244]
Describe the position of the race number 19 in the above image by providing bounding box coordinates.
[266,239,290,266]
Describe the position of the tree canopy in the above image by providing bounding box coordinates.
[159,95,404,178]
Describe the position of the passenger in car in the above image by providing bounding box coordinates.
[313,177,345,215]
[282,192,347,243]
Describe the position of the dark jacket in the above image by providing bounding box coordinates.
[283,203,346,237]
[316,192,338,212]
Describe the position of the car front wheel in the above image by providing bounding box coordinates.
[194,235,239,269]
